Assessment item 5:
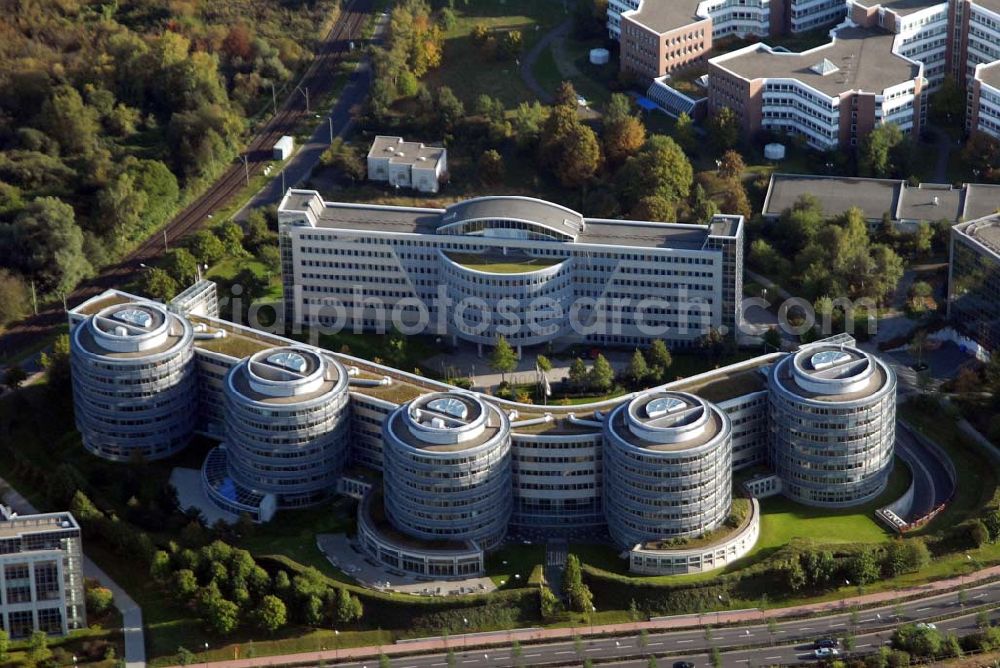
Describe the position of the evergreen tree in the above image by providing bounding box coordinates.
[568,358,589,392]
[589,354,614,392]
[490,336,518,384]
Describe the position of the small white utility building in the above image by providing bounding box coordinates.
[273,135,294,161]
[366,136,447,194]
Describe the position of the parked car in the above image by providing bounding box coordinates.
[673,662,696,668]
[813,647,839,659]
[814,638,840,649]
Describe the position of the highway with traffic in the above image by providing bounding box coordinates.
[171,575,1000,668]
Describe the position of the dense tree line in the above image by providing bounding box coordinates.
[150,540,364,635]
[750,195,905,304]
[0,0,336,319]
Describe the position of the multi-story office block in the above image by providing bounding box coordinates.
[792,0,850,31]
[215,347,350,512]
[70,301,197,461]
[971,61,1000,137]
[0,509,85,639]
[617,0,849,79]
[69,282,898,575]
[949,214,1000,352]
[960,0,1000,82]
[510,427,604,539]
[709,27,924,150]
[769,344,897,507]
[620,0,1000,143]
[278,190,744,352]
[608,0,641,38]
[382,393,512,549]
[850,0,951,89]
[603,391,733,549]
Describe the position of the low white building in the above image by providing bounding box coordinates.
[273,135,294,161]
[366,136,447,194]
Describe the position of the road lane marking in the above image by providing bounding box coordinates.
[765,656,781,660]
[555,651,574,655]
[917,607,931,612]
[678,640,693,644]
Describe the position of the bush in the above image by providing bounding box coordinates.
[85,585,115,617]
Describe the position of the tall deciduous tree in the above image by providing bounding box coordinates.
[630,195,673,222]
[860,123,904,178]
[589,354,614,392]
[490,336,518,383]
[142,267,179,302]
[615,135,693,211]
[604,114,646,165]
[253,595,287,634]
[0,269,31,327]
[717,149,746,181]
[674,111,696,153]
[709,107,740,151]
[3,196,91,297]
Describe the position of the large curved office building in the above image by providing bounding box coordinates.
[382,392,512,549]
[769,344,896,507]
[278,191,745,354]
[603,391,733,549]
[70,302,197,461]
[220,346,350,510]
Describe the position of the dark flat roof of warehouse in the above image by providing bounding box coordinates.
[763,174,1000,222]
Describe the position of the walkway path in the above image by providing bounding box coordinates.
[519,19,572,104]
[0,476,146,668]
[931,128,954,183]
[161,564,1000,668]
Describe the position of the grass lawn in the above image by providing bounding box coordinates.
[421,0,569,107]
[294,329,440,374]
[572,461,908,583]
[444,251,566,273]
[533,31,619,108]
[485,543,546,588]
[752,461,909,553]
[206,256,282,302]
[236,497,358,582]
[0,322,68,366]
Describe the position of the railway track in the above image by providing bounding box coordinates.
[125,0,371,271]
[0,0,373,359]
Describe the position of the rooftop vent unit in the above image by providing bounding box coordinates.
[810,58,839,76]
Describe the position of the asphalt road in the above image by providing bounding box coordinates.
[329,582,1000,668]
[234,12,386,219]
[896,422,956,521]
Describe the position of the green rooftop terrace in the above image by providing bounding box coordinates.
[444,251,566,274]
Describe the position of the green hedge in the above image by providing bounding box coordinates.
[581,540,881,614]
[260,555,541,633]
